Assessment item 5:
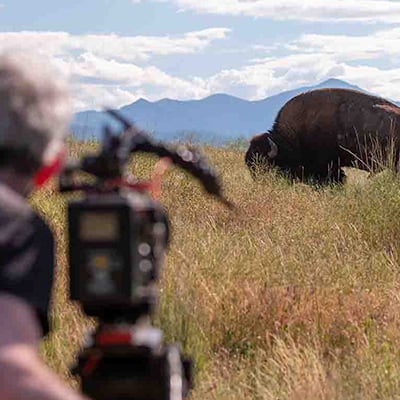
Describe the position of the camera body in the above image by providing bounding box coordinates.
[68,191,169,322]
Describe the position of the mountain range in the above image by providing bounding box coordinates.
[72,79,390,143]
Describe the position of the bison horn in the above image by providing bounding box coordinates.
[267,137,278,159]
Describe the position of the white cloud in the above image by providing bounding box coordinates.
[0,29,229,110]
[201,53,346,99]
[70,47,400,111]
[72,85,139,112]
[0,29,230,63]
[172,25,400,102]
[69,56,210,110]
[288,28,400,62]
[156,0,400,23]
[4,24,400,112]
[337,64,400,100]
[70,53,209,109]
[263,27,400,100]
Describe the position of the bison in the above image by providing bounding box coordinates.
[245,88,400,184]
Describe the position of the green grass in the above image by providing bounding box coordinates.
[32,141,400,399]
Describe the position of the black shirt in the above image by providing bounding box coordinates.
[0,182,55,336]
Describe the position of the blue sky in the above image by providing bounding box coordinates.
[1,0,400,110]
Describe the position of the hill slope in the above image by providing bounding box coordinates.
[72,79,367,142]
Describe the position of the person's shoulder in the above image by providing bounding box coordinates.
[0,183,32,219]
[0,183,52,244]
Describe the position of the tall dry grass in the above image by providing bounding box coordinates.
[31,140,400,399]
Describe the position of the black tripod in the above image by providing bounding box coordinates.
[72,320,192,400]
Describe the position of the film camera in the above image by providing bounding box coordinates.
[59,110,231,400]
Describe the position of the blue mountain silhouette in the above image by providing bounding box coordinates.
[72,79,377,142]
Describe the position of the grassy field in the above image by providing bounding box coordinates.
[32,141,400,399]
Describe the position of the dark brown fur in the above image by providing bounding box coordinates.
[245,88,400,183]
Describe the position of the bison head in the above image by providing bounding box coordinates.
[245,132,278,176]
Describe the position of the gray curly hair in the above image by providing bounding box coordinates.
[0,52,71,173]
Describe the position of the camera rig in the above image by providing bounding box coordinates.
[59,110,231,400]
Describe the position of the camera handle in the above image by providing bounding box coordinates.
[60,109,233,208]
[107,109,234,209]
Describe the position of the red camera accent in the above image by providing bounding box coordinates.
[34,149,66,187]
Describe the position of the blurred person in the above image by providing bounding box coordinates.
[0,52,87,400]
